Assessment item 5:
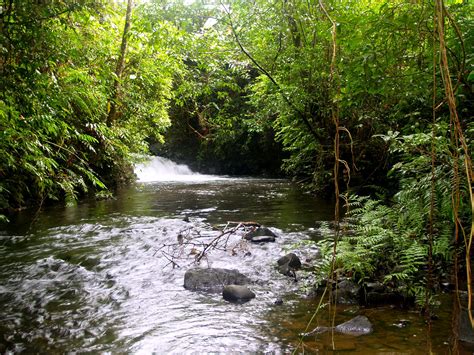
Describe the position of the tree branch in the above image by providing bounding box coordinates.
[220,1,319,141]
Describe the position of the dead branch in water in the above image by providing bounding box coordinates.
[154,221,257,268]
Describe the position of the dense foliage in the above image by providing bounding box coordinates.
[0,0,472,308]
[0,0,179,217]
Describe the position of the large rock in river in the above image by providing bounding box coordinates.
[244,226,278,242]
[184,268,251,293]
[335,315,373,336]
[223,285,256,303]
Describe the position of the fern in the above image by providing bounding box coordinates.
[315,126,464,307]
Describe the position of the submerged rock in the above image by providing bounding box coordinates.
[222,285,255,303]
[184,268,251,293]
[335,315,373,336]
[303,315,373,337]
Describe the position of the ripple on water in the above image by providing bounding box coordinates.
[44,216,297,353]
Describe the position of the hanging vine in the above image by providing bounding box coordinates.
[294,1,355,352]
[435,0,473,327]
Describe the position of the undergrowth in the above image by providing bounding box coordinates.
[314,127,468,307]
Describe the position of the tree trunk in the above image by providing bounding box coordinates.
[107,0,133,126]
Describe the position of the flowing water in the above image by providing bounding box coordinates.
[0,157,470,353]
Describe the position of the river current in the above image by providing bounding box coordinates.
[0,157,469,353]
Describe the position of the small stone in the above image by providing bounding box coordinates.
[274,298,284,305]
[223,285,255,303]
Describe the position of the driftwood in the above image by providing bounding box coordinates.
[154,221,260,269]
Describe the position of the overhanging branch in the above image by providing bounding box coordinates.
[220,1,319,141]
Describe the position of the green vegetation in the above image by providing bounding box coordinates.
[0,0,472,311]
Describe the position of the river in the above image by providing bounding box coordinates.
[0,157,469,353]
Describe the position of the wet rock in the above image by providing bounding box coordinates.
[277,253,302,269]
[184,268,251,293]
[303,316,373,337]
[250,235,276,243]
[222,285,255,303]
[244,226,278,241]
[277,253,301,278]
[335,280,361,304]
[335,315,373,336]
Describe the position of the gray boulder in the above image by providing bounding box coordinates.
[335,315,373,336]
[222,285,255,303]
[184,268,251,293]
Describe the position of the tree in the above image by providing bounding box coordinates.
[107,0,134,125]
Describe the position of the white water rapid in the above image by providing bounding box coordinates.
[134,156,222,182]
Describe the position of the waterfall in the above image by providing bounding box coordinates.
[135,156,215,182]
